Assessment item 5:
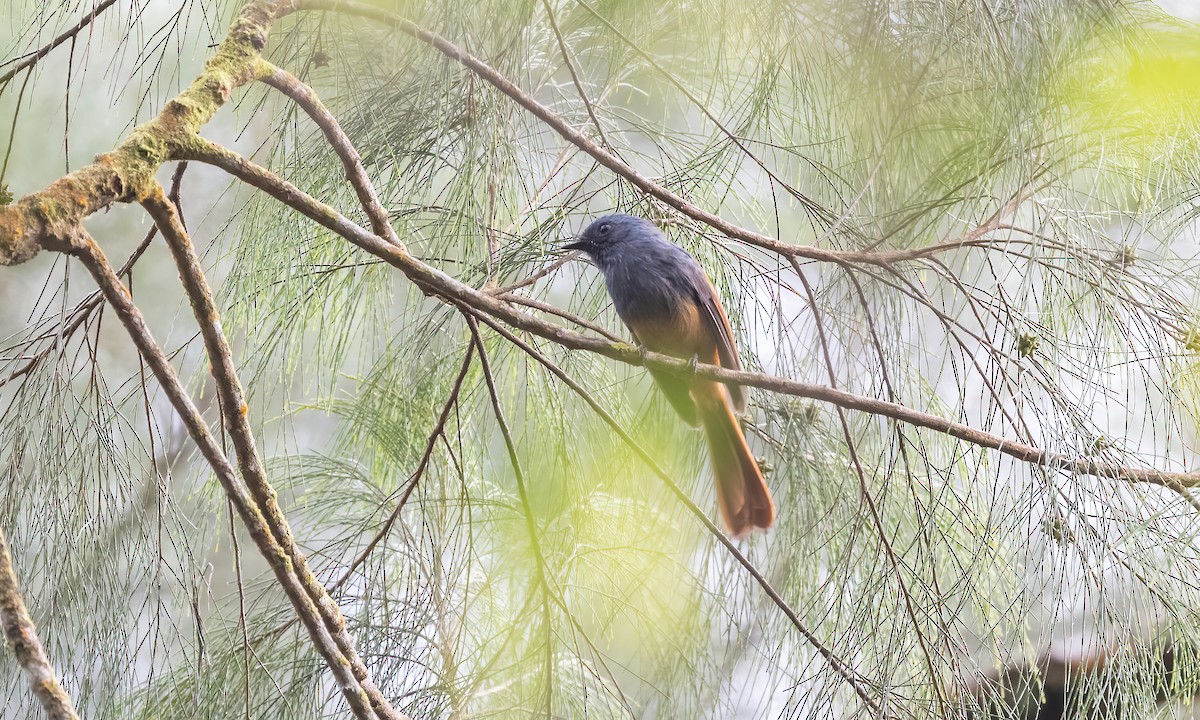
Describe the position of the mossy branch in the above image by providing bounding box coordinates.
[0,0,291,265]
[0,2,410,718]
[70,215,394,720]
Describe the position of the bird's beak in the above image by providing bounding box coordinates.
[562,239,590,253]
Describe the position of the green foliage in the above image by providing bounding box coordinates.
[6,0,1200,718]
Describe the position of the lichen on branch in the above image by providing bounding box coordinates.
[0,0,293,266]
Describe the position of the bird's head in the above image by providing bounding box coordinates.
[563,213,660,268]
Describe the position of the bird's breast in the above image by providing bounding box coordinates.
[605,264,710,359]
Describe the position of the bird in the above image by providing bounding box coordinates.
[564,213,775,537]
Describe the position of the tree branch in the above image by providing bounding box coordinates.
[142,187,406,720]
[66,225,391,720]
[0,0,290,265]
[0,0,120,88]
[181,138,1200,492]
[0,523,80,720]
[258,62,405,249]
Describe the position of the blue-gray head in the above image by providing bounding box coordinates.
[563,213,664,270]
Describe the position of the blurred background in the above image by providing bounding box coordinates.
[5,0,1200,717]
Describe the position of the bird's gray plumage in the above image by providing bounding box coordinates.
[565,213,746,412]
[564,213,772,536]
[575,215,704,329]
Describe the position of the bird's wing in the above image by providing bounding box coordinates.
[626,319,702,425]
[693,271,747,413]
[648,366,701,426]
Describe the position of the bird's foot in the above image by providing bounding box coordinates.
[686,353,699,378]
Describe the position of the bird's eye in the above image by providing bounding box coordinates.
[598,223,611,234]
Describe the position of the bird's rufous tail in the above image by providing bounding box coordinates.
[697,382,774,538]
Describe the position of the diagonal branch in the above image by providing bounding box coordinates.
[181,138,1200,492]
[142,186,406,720]
[497,292,623,342]
[0,522,80,720]
[258,62,405,249]
[538,0,609,149]
[330,342,476,593]
[492,250,580,295]
[466,314,559,716]
[66,225,392,720]
[0,0,1029,277]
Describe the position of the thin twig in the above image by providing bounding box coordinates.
[497,292,623,342]
[794,260,949,715]
[0,523,80,720]
[491,250,579,294]
[466,315,558,717]
[0,0,119,88]
[538,0,609,148]
[330,343,476,593]
[466,316,552,579]
[842,267,962,673]
[466,312,639,717]
[227,499,252,720]
[293,0,1021,267]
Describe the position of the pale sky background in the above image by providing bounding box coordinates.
[1158,0,1200,19]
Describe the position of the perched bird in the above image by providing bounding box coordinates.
[565,214,775,537]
